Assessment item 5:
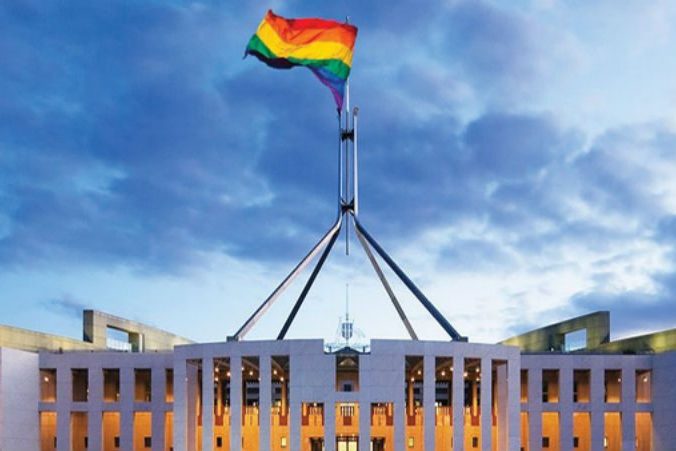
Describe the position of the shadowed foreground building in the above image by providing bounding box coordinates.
[0,309,674,451]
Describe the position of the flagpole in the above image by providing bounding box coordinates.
[344,78,351,255]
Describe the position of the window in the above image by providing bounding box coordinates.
[343,382,353,392]
[216,436,223,448]
[636,370,651,403]
[72,369,89,402]
[520,370,528,403]
[134,369,152,402]
[103,369,120,402]
[542,437,550,448]
[165,369,174,403]
[604,370,621,403]
[472,437,479,448]
[144,436,152,448]
[573,437,579,448]
[114,436,120,448]
[40,369,57,402]
[542,370,559,403]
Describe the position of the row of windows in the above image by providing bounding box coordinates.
[520,369,652,404]
[40,368,174,403]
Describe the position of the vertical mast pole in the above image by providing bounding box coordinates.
[353,107,359,217]
[344,78,351,255]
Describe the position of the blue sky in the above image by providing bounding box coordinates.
[1,0,675,344]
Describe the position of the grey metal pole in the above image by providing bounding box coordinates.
[353,107,359,217]
[232,214,343,340]
[276,225,342,339]
[352,217,466,341]
[354,220,417,340]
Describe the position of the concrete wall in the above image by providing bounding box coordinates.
[520,353,653,451]
[39,350,174,451]
[0,325,98,353]
[652,351,676,451]
[84,310,193,351]
[501,312,610,352]
[0,347,40,451]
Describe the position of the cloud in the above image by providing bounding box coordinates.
[40,295,88,320]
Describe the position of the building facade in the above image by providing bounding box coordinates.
[0,310,674,451]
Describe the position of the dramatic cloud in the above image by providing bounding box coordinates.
[1,0,675,342]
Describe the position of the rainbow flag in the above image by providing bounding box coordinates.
[245,10,358,111]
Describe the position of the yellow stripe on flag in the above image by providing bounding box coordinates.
[257,21,354,67]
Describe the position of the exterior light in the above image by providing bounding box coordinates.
[441,371,446,377]
[226,371,231,377]
[643,376,648,382]
[463,372,468,378]
[43,376,49,382]
[280,377,284,382]
[475,367,480,373]
[417,370,422,375]
[215,367,219,373]
[410,377,415,382]
[249,370,254,376]
[273,370,277,375]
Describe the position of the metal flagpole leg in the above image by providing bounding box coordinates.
[232,215,344,340]
[352,217,466,341]
[277,223,342,339]
[353,216,418,340]
[353,107,359,216]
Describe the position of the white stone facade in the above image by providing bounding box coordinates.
[0,340,674,451]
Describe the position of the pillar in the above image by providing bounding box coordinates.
[452,356,465,451]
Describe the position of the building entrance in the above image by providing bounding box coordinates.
[336,435,358,451]
[371,437,385,451]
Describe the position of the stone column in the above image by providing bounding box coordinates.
[424,354,436,451]
[559,367,573,451]
[186,361,200,451]
[528,367,542,451]
[120,366,135,451]
[480,358,492,451]
[56,365,71,451]
[590,367,604,451]
[202,357,214,451]
[152,365,167,451]
[621,366,636,451]
[229,356,242,451]
[495,363,508,451]
[452,356,465,451]
[173,359,187,451]
[507,359,521,451]
[88,364,103,451]
[260,354,272,451]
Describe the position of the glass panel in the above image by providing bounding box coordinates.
[103,369,120,402]
[39,412,57,451]
[70,412,88,451]
[542,370,559,403]
[604,370,621,403]
[242,356,259,451]
[40,369,57,402]
[214,358,230,451]
[271,356,289,451]
[573,370,590,403]
[636,370,651,403]
[135,369,152,402]
[72,369,88,402]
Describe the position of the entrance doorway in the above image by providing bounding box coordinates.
[310,437,325,451]
[336,435,358,451]
[371,437,385,451]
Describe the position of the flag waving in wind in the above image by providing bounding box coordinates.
[245,10,358,111]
